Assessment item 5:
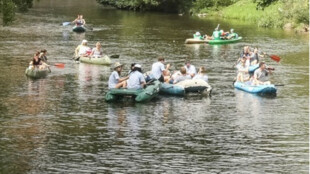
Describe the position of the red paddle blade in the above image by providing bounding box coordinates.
[54,63,65,68]
[270,55,281,62]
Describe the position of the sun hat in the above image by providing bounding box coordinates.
[82,40,88,44]
[134,64,141,68]
[230,28,234,32]
[113,62,123,69]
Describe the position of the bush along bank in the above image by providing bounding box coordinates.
[193,0,309,32]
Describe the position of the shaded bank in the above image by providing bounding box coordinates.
[96,0,309,31]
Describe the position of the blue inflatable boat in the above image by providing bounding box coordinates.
[234,81,277,95]
[160,83,185,96]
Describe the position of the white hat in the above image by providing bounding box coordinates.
[195,32,201,36]
[134,64,141,68]
[82,40,88,43]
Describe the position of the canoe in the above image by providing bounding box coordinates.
[72,26,86,32]
[185,38,208,44]
[105,80,161,102]
[25,67,50,79]
[208,37,242,44]
[80,55,111,65]
[160,79,212,96]
[234,81,277,95]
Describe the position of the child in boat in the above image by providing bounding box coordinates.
[89,42,103,58]
[193,67,208,82]
[108,62,128,89]
[127,64,146,89]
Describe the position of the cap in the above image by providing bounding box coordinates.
[134,64,141,68]
[195,32,201,36]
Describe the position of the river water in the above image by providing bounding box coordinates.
[0,0,308,173]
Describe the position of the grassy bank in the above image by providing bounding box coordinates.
[196,0,309,32]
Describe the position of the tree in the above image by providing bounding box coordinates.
[253,0,279,9]
[0,0,33,26]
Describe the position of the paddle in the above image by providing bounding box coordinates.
[110,54,120,58]
[267,54,281,62]
[216,24,220,30]
[62,22,71,26]
[54,63,65,68]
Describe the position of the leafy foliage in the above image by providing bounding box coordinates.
[0,0,33,26]
[97,0,192,13]
[253,0,278,9]
[2,0,16,25]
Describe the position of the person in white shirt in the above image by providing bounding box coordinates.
[89,42,103,58]
[151,56,170,82]
[75,40,90,58]
[108,62,128,89]
[184,60,196,77]
[173,67,191,84]
[193,67,208,82]
[127,64,146,89]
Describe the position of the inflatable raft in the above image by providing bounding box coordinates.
[185,38,208,44]
[25,67,50,79]
[80,55,111,65]
[208,37,242,44]
[234,81,277,95]
[72,26,86,32]
[160,79,212,96]
[105,80,161,102]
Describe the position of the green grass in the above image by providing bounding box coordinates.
[218,0,284,28]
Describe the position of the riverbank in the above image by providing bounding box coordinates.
[195,0,309,33]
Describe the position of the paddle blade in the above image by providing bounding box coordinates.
[62,22,71,26]
[54,63,65,68]
[270,55,281,62]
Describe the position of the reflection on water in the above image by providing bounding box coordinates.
[0,0,308,173]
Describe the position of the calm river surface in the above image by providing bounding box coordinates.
[0,0,308,173]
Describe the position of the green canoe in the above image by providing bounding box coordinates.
[72,26,86,32]
[80,55,112,65]
[25,67,50,79]
[208,37,242,44]
[105,80,161,102]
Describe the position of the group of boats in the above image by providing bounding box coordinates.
[25,21,279,103]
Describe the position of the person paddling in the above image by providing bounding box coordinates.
[212,28,222,40]
[108,62,128,89]
[74,40,90,59]
[72,14,85,26]
[29,51,48,70]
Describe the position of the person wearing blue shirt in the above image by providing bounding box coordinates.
[151,56,170,82]
[127,64,146,89]
[108,62,128,89]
